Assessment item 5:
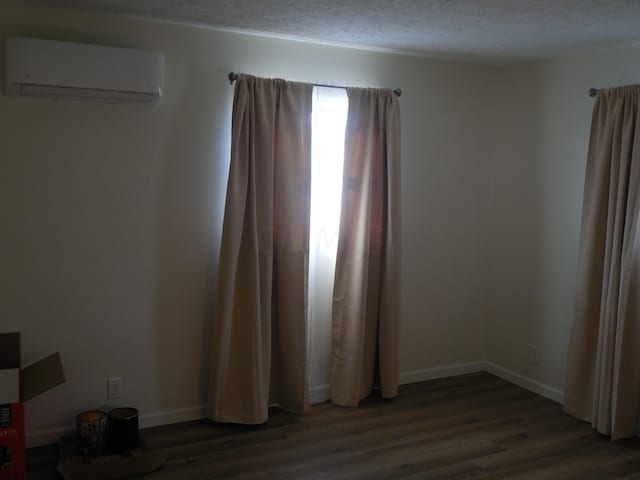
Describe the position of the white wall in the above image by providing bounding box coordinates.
[0,1,493,443]
[7,0,636,445]
[484,45,640,392]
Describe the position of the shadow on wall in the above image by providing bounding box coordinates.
[526,64,592,386]
[484,67,547,379]
[485,64,591,388]
[152,64,233,415]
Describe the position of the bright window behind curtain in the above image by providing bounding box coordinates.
[308,86,349,403]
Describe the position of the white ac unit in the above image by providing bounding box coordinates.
[4,37,164,103]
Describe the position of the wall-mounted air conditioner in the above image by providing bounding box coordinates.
[4,37,164,103]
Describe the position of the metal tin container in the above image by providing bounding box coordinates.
[108,407,138,453]
[76,410,107,455]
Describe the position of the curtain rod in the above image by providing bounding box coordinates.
[228,72,402,97]
[589,88,598,98]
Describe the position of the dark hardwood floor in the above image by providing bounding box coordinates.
[28,372,640,479]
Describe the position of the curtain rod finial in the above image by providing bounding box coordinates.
[589,88,597,98]
[229,72,238,85]
[393,88,402,97]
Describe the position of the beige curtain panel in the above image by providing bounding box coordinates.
[208,75,312,424]
[565,86,640,440]
[331,88,401,407]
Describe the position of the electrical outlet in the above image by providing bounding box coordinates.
[108,377,122,400]
[531,346,541,366]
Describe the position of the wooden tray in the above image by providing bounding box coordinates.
[57,434,166,480]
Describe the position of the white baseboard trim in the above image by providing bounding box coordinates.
[26,404,207,448]
[483,361,564,404]
[26,425,75,449]
[397,360,564,405]
[26,362,565,447]
[139,404,207,429]
[398,361,486,385]
[311,361,488,403]
[310,384,330,405]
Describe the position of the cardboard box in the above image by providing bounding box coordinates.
[0,333,65,480]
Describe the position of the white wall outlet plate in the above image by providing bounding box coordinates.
[531,346,541,366]
[107,377,122,400]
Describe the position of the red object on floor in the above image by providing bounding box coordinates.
[0,402,25,480]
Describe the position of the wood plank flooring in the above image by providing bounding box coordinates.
[27,372,640,479]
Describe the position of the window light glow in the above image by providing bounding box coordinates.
[308,86,349,402]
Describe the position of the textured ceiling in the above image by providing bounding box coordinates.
[24,0,640,64]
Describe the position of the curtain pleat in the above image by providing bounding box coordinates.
[208,75,312,424]
[331,88,401,407]
[564,85,640,440]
